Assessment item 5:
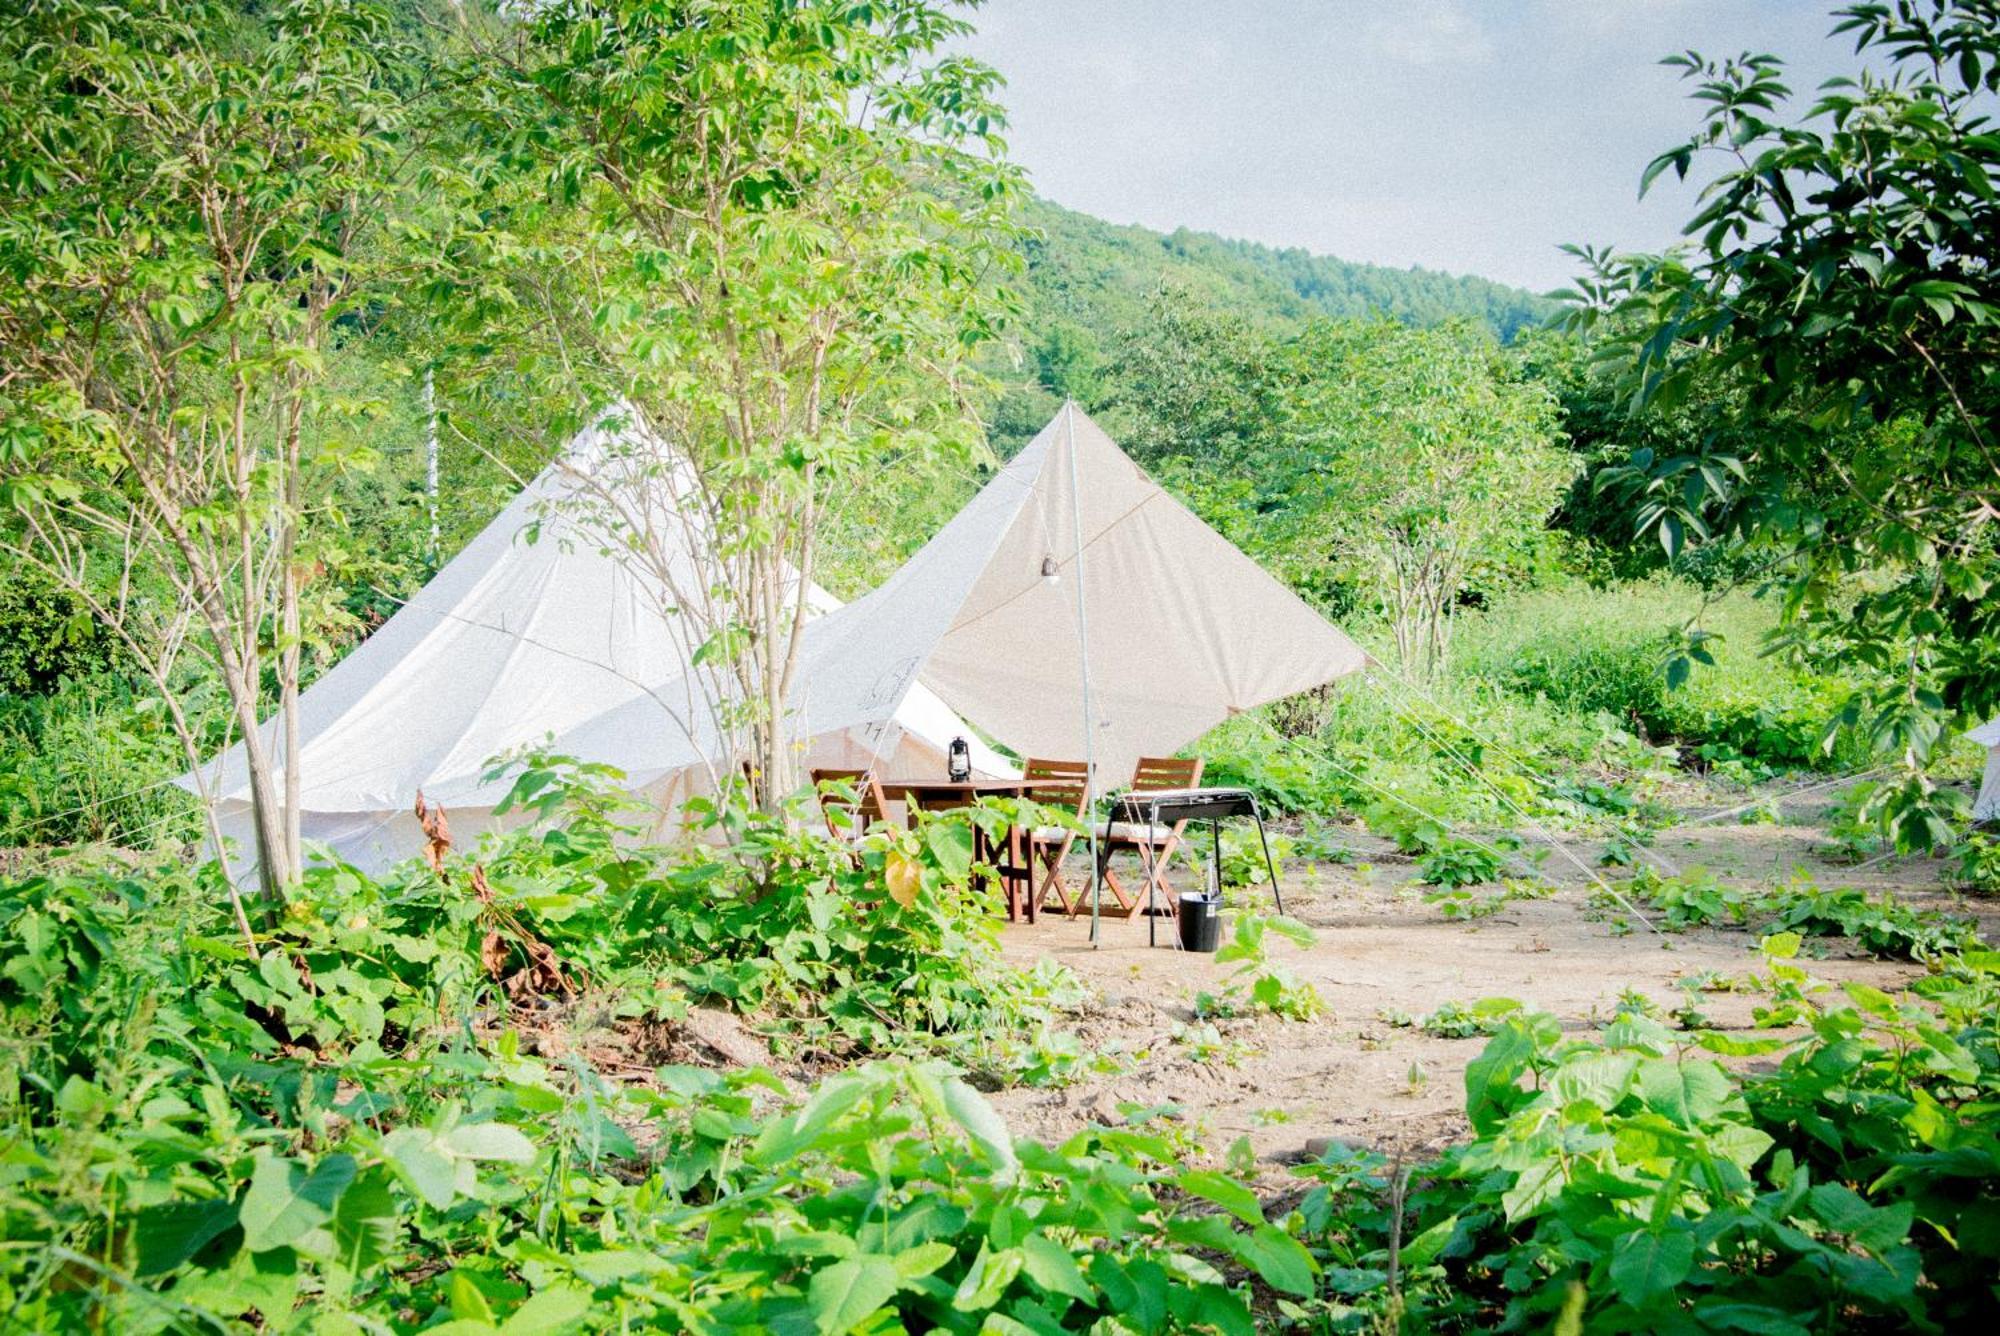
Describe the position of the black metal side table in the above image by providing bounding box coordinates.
[1099,786,1284,947]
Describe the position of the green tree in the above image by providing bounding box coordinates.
[445,0,1023,811]
[1278,321,1573,674]
[0,0,428,905]
[1565,0,2000,847]
[1097,285,1279,468]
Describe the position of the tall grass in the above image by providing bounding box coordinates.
[1198,578,1870,822]
[1453,579,1863,769]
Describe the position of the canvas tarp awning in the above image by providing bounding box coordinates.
[554,403,1370,791]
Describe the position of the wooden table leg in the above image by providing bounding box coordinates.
[1013,819,1031,923]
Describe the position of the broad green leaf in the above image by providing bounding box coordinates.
[239,1153,355,1253]
[809,1255,901,1333]
[1463,1022,1535,1134]
[752,1074,870,1166]
[950,1243,1024,1311]
[892,1241,956,1280]
[133,1198,239,1276]
[1501,1156,1567,1222]
[443,1122,537,1163]
[940,1076,1017,1180]
[1806,1183,1915,1254]
[926,822,974,882]
[328,1168,400,1274]
[1635,1058,1733,1129]
[1020,1233,1092,1302]
[501,1285,592,1334]
[1236,1223,1316,1297]
[384,1129,460,1210]
[449,1270,497,1322]
[1398,1212,1459,1269]
[1609,1228,1695,1307]
[1177,1170,1264,1226]
[1547,1053,1638,1111]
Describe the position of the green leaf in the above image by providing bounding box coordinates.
[443,1122,537,1163]
[1635,1057,1733,1129]
[940,1076,1017,1181]
[133,1198,239,1276]
[1020,1233,1092,1302]
[239,1153,356,1253]
[449,1270,497,1323]
[1236,1223,1317,1296]
[328,1168,400,1273]
[501,1286,592,1334]
[383,1129,460,1210]
[1177,1170,1265,1226]
[810,1255,902,1333]
[1609,1228,1695,1307]
[892,1241,956,1280]
[950,1243,1024,1311]
[1464,1021,1535,1134]
[926,822,974,882]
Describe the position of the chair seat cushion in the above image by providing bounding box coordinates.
[1028,825,1076,842]
[1106,820,1175,843]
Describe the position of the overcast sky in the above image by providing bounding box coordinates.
[956,1,1864,293]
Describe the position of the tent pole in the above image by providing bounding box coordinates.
[1063,401,1103,947]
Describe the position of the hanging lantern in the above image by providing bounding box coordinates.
[948,735,971,782]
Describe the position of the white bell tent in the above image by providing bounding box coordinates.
[184,409,1009,875]
[1970,717,2000,822]
[553,403,1370,796]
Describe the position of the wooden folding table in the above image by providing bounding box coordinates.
[880,779,1036,921]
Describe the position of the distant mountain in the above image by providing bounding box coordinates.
[1019,198,1550,342]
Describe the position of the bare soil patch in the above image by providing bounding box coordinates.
[985,788,1990,1180]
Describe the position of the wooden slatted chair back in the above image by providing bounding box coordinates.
[1022,756,1091,818]
[1131,755,1203,793]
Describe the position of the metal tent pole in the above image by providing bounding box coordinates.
[1063,402,1104,947]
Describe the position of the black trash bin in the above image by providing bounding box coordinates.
[1178,893,1223,952]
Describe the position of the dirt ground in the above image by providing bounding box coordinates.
[983,782,1997,1180]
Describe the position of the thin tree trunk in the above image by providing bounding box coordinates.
[280,388,305,876]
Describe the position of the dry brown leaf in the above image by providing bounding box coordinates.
[480,929,507,978]
[413,791,453,873]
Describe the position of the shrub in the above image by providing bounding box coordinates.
[1416,834,1520,888]
[1198,912,1325,1020]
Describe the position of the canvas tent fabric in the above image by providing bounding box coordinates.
[553,403,1369,794]
[183,409,1010,875]
[1969,717,2000,821]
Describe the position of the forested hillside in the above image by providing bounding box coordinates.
[986,200,1550,451]
[1021,198,1549,339]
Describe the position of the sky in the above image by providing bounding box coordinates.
[955,1,1866,293]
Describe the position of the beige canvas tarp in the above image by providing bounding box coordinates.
[555,403,1370,792]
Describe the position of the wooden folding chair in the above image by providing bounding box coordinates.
[1087,756,1205,918]
[1021,758,1091,915]
[810,767,890,843]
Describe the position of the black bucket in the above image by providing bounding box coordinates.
[1179,894,1223,952]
